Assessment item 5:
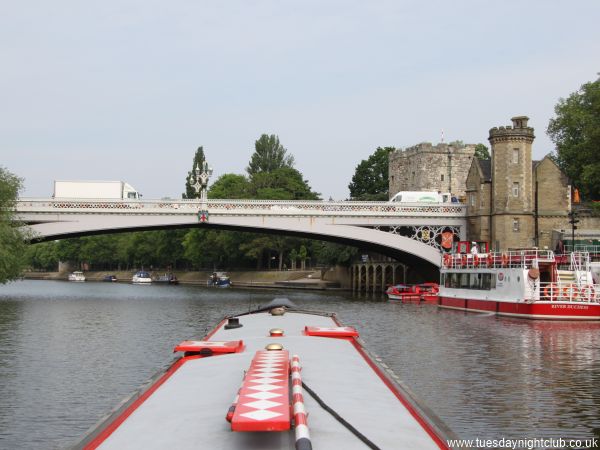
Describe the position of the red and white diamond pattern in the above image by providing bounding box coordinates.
[230,350,290,431]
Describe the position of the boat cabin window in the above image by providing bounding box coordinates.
[443,272,495,290]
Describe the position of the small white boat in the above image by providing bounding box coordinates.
[131,271,152,284]
[74,298,454,449]
[68,271,86,282]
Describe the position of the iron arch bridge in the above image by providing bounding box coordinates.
[15,198,467,268]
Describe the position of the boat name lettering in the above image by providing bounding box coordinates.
[550,304,589,310]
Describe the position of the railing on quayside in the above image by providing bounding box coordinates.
[441,249,554,270]
[565,244,600,255]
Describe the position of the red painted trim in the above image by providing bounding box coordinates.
[438,297,600,319]
[84,356,188,449]
[331,316,449,449]
[84,317,229,448]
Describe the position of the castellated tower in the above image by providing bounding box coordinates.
[488,116,535,250]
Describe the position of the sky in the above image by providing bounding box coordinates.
[1,1,599,201]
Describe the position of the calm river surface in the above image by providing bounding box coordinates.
[0,280,599,449]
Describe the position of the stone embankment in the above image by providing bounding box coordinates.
[22,269,344,290]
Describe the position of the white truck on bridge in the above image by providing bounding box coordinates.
[389,191,458,203]
[53,180,141,199]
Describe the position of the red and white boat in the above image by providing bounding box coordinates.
[438,246,600,320]
[74,299,454,449]
[386,283,439,303]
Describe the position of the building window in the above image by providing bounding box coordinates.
[512,182,520,197]
[441,174,444,181]
[469,193,476,207]
[513,218,520,231]
[513,148,519,164]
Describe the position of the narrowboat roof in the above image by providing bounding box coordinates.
[76,303,451,449]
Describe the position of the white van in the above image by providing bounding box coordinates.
[389,191,456,203]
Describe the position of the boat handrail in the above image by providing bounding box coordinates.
[442,249,555,270]
[534,281,599,304]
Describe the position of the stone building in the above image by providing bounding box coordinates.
[465,116,573,251]
[388,142,476,200]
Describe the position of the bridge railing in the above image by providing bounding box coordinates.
[16,198,467,217]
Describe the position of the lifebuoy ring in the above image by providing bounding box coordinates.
[473,255,480,267]
[501,253,509,267]
[443,253,452,268]
[580,285,596,301]
[462,254,468,267]
[543,283,558,300]
[562,284,579,301]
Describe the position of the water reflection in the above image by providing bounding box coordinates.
[0,281,598,449]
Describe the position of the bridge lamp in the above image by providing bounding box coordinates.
[192,161,213,201]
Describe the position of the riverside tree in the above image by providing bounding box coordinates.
[348,147,394,201]
[246,134,295,176]
[0,167,28,283]
[547,75,600,200]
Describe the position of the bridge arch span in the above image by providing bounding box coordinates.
[17,197,467,269]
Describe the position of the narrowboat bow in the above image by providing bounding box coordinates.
[74,299,454,449]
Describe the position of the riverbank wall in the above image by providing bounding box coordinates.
[22,269,347,290]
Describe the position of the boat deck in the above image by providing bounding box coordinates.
[81,308,448,449]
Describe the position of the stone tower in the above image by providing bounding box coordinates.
[488,116,535,250]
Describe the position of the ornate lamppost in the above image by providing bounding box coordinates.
[192,160,212,222]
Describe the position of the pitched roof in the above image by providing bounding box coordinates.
[478,159,491,181]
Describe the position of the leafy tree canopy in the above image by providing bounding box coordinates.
[547,76,600,200]
[247,134,295,176]
[183,146,206,199]
[250,167,320,200]
[348,147,394,201]
[209,174,251,199]
[0,167,28,283]
[474,143,490,160]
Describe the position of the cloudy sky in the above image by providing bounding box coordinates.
[2,1,599,200]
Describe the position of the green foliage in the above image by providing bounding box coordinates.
[547,76,600,200]
[24,241,59,271]
[209,174,251,199]
[474,143,490,160]
[250,168,320,200]
[247,134,295,176]
[0,167,28,283]
[183,146,206,199]
[311,241,359,266]
[348,147,394,201]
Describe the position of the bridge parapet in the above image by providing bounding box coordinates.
[17,198,466,217]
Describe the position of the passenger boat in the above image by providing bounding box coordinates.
[386,283,439,303]
[208,271,231,287]
[131,271,152,284]
[154,273,179,285]
[74,298,454,449]
[439,245,600,320]
[68,271,86,282]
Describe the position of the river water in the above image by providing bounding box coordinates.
[0,280,599,449]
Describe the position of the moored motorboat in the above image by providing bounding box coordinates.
[74,298,454,449]
[439,245,600,320]
[386,284,421,302]
[102,275,117,282]
[208,271,231,287]
[154,273,179,284]
[131,271,152,284]
[68,271,86,282]
[386,283,439,303]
